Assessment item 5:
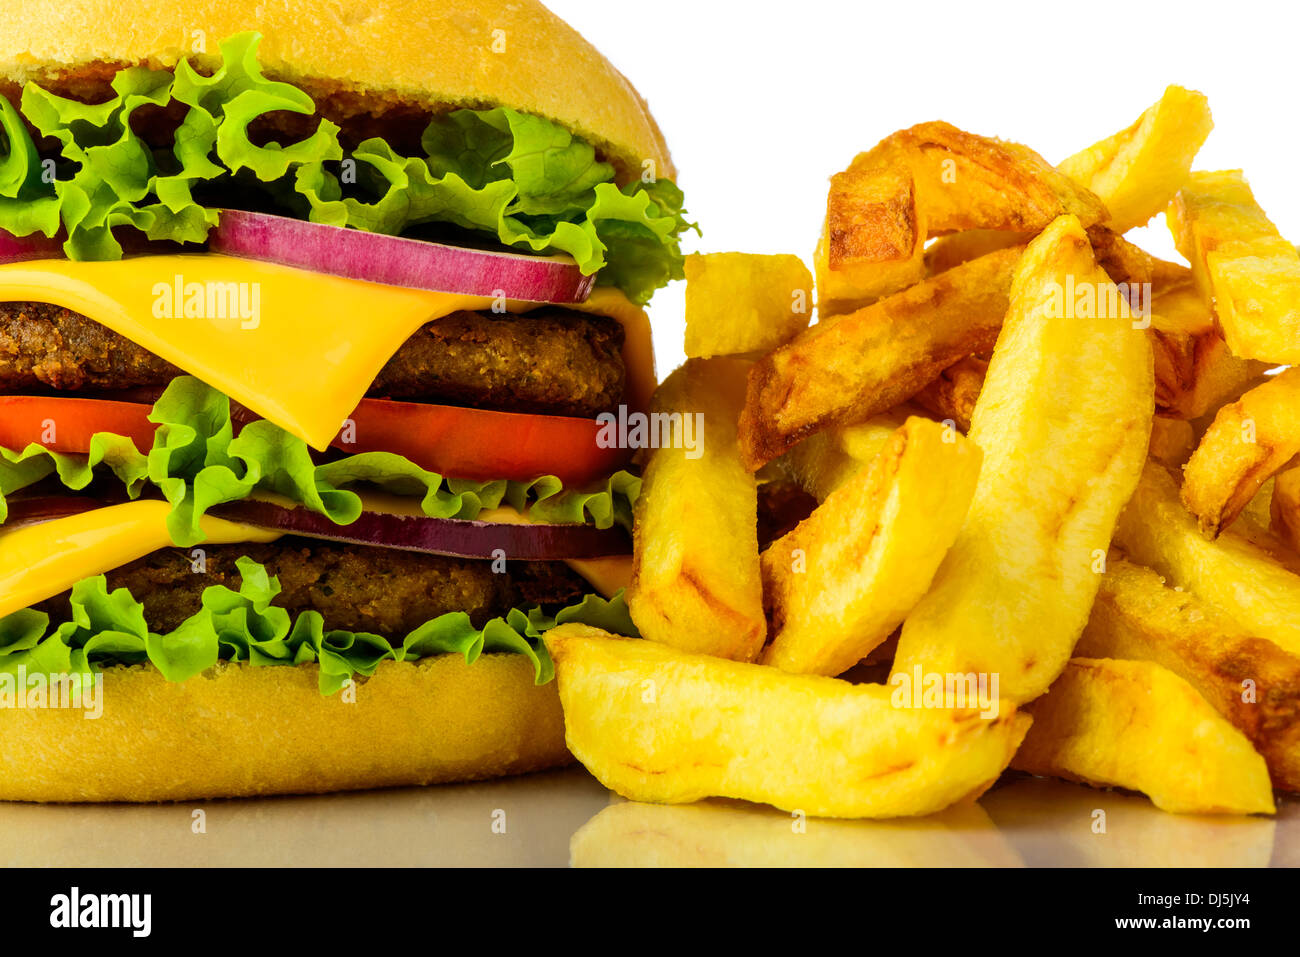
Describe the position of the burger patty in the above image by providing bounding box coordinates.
[34,538,596,637]
[0,302,626,418]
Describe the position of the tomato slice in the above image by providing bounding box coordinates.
[334,398,632,485]
[0,394,631,486]
[0,395,156,455]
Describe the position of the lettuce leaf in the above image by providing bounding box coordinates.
[0,557,637,695]
[0,32,693,303]
[0,376,640,546]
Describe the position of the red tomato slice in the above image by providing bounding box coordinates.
[0,395,156,454]
[334,399,632,485]
[0,395,631,486]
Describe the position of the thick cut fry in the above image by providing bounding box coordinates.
[891,216,1154,705]
[1149,264,1270,419]
[1115,462,1300,656]
[545,625,1031,819]
[885,122,1107,233]
[1147,416,1195,468]
[1182,368,1300,537]
[761,418,981,677]
[781,406,912,502]
[628,358,765,662]
[1273,468,1300,554]
[912,356,987,433]
[1012,658,1275,815]
[925,230,1029,275]
[570,799,1022,868]
[684,253,814,358]
[739,245,1023,470]
[817,149,928,315]
[1059,86,1213,232]
[1168,170,1300,364]
[1077,557,1300,792]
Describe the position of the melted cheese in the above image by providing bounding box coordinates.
[0,256,657,449]
[0,501,282,621]
[0,500,632,617]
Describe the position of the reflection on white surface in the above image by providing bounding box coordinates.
[0,768,1294,867]
[0,767,609,867]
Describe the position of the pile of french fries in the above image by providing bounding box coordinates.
[545,86,1300,819]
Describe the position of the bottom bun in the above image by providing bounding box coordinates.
[0,655,572,803]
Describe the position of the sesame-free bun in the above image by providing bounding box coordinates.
[0,655,571,802]
[0,0,674,182]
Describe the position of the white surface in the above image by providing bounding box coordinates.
[547,0,1299,375]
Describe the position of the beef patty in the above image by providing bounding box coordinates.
[34,537,596,637]
[0,302,626,418]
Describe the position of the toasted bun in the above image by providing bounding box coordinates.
[0,655,571,802]
[0,0,673,182]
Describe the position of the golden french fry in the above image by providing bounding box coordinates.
[569,798,1023,868]
[1149,265,1271,420]
[740,245,1023,470]
[761,418,981,677]
[1182,368,1300,537]
[545,625,1031,819]
[684,253,813,358]
[628,358,766,662]
[912,356,987,433]
[891,215,1154,705]
[925,230,1029,276]
[1012,658,1274,815]
[1115,461,1300,657]
[1147,416,1195,468]
[1059,85,1213,232]
[1168,170,1300,364]
[1077,556,1300,792]
[817,149,928,315]
[1273,468,1300,554]
[781,406,913,502]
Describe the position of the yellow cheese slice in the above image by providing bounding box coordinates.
[0,499,631,616]
[0,256,657,450]
[0,501,282,621]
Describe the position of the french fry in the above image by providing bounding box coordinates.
[1012,658,1275,815]
[1077,556,1300,792]
[912,356,987,433]
[925,230,1029,276]
[545,625,1031,819]
[887,122,1107,233]
[1059,85,1213,232]
[739,245,1023,470]
[628,358,766,662]
[1115,461,1300,657]
[891,215,1154,706]
[1149,263,1271,420]
[1273,468,1300,554]
[1147,415,1195,468]
[570,798,1022,868]
[684,253,814,358]
[817,148,928,315]
[761,417,981,677]
[780,406,912,502]
[1182,368,1300,537]
[1168,170,1300,364]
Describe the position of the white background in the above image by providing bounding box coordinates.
[548,0,1299,375]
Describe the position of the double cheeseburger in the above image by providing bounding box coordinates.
[0,0,690,801]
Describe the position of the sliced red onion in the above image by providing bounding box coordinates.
[210,498,630,560]
[0,229,63,263]
[2,496,106,529]
[210,209,596,303]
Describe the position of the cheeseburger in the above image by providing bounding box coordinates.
[0,0,690,801]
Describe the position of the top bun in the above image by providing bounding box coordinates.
[0,0,674,182]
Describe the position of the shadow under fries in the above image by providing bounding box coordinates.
[0,767,609,868]
[980,776,1289,868]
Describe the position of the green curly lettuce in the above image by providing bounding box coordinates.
[0,557,637,696]
[0,376,640,547]
[0,32,693,303]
